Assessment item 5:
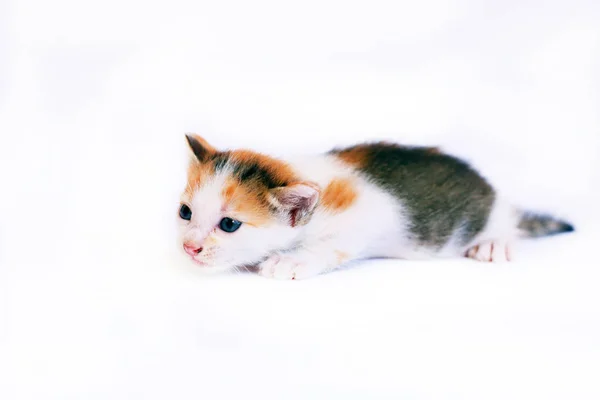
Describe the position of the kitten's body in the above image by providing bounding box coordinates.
[179,135,573,279]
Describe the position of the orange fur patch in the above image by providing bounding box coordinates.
[321,178,358,212]
[184,161,211,197]
[335,250,350,265]
[225,150,299,226]
[229,149,297,185]
[222,178,273,226]
[184,134,218,197]
[333,146,370,168]
[222,180,237,202]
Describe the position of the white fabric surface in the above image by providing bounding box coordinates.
[1,1,599,398]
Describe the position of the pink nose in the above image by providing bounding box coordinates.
[183,243,203,257]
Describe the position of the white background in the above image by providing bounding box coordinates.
[1,0,599,399]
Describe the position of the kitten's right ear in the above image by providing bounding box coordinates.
[185,134,216,162]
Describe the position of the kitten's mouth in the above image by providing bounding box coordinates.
[191,258,209,266]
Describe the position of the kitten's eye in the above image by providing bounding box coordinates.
[219,217,242,233]
[179,204,192,220]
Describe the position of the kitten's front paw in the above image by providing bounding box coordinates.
[258,254,322,280]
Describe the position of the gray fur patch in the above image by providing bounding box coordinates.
[331,142,495,248]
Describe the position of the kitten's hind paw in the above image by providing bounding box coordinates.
[465,240,512,262]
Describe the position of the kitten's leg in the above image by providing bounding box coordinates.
[465,240,512,262]
[464,196,517,263]
[258,246,348,280]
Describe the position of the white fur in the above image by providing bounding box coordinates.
[460,195,518,262]
[468,195,518,246]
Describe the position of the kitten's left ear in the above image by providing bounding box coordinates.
[269,182,320,227]
[185,133,216,162]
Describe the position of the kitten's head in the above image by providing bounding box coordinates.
[178,134,319,272]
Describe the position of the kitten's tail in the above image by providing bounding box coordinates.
[517,211,575,238]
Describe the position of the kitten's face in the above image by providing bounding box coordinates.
[178,135,319,272]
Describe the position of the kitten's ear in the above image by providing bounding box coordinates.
[185,134,216,162]
[268,182,320,227]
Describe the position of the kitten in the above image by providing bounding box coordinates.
[178,134,574,280]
